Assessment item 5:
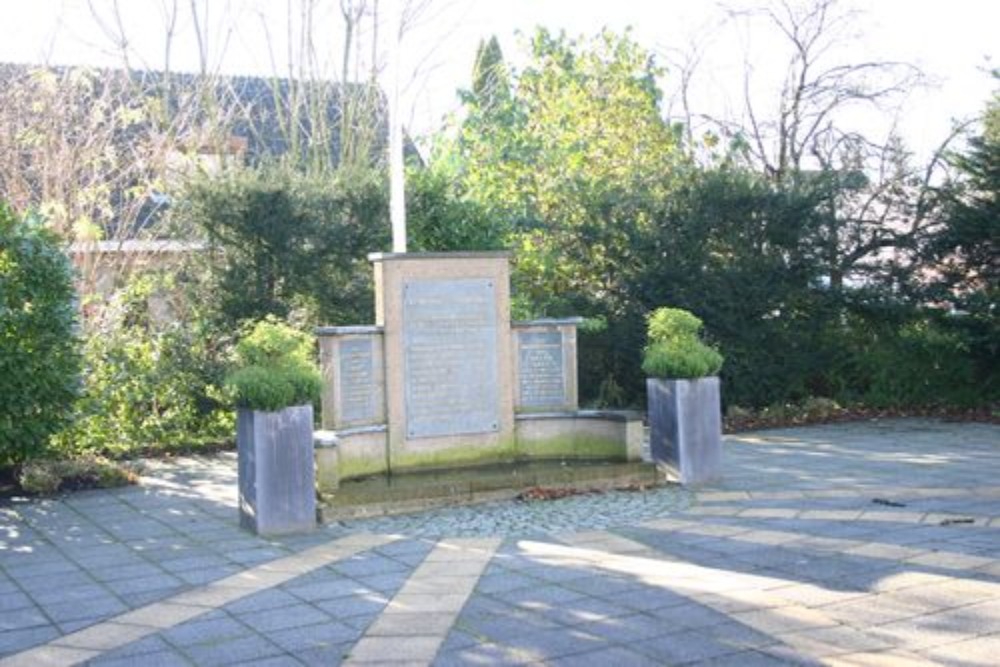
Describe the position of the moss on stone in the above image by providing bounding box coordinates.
[518,435,626,461]
[388,439,519,474]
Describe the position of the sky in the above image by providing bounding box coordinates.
[1,0,997,161]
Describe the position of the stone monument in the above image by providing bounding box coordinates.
[315,252,642,490]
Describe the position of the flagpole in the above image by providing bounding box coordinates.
[388,0,407,253]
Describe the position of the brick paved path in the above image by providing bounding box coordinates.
[1,419,997,665]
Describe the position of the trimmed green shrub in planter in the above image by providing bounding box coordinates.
[226,317,322,411]
[641,308,723,379]
[227,317,321,536]
[643,308,724,485]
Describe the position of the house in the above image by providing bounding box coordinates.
[0,63,414,302]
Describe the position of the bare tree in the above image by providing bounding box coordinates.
[697,0,963,291]
[721,0,923,183]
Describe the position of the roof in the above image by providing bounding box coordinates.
[67,240,207,255]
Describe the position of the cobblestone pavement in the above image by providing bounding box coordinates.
[1,418,998,666]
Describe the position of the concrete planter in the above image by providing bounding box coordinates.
[237,405,316,535]
[647,377,722,485]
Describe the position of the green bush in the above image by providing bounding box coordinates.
[0,203,81,466]
[406,167,508,252]
[226,317,321,411]
[182,165,387,328]
[861,318,979,407]
[18,455,138,495]
[53,272,232,457]
[641,307,724,379]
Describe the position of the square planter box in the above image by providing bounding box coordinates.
[237,405,317,536]
[647,377,722,485]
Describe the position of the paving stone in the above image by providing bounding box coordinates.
[239,604,332,634]
[285,578,372,603]
[574,613,672,643]
[175,565,242,586]
[547,644,662,666]
[314,596,388,620]
[0,625,61,658]
[455,611,562,641]
[295,641,351,666]
[699,647,820,666]
[162,612,252,646]
[89,562,171,583]
[84,635,174,662]
[346,634,443,662]
[266,619,362,652]
[178,633,287,666]
[431,642,529,666]
[0,644,100,666]
[42,596,128,625]
[921,633,1000,665]
[436,628,480,653]
[352,572,410,595]
[613,586,695,613]
[473,571,538,595]
[538,595,635,626]
[495,626,606,661]
[488,583,587,610]
[14,570,95,593]
[224,589,304,615]
[333,555,410,579]
[0,591,34,613]
[641,599,735,630]
[0,606,52,632]
[106,573,184,596]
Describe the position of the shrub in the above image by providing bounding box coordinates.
[53,271,232,457]
[226,317,321,411]
[0,203,81,466]
[183,165,387,328]
[861,318,978,407]
[18,456,138,495]
[641,307,724,379]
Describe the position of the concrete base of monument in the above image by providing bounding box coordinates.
[316,458,664,521]
[314,410,645,493]
[515,410,644,462]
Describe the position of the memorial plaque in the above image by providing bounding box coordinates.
[518,330,566,407]
[339,338,376,424]
[403,279,499,438]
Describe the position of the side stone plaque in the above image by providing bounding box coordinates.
[518,330,565,408]
[339,338,376,424]
[403,279,499,439]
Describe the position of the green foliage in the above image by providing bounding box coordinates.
[851,314,980,407]
[405,167,508,252]
[226,317,321,411]
[471,36,510,115]
[641,308,723,379]
[0,203,81,466]
[53,272,232,457]
[442,28,684,315]
[646,308,703,343]
[919,76,999,399]
[183,165,387,328]
[630,168,832,404]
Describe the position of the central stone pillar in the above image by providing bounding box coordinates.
[369,252,516,473]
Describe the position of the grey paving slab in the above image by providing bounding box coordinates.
[266,619,363,652]
[0,626,61,658]
[1,418,998,667]
[176,632,286,666]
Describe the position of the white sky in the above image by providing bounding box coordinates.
[1,0,996,161]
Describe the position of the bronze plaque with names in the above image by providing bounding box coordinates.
[402,279,499,439]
